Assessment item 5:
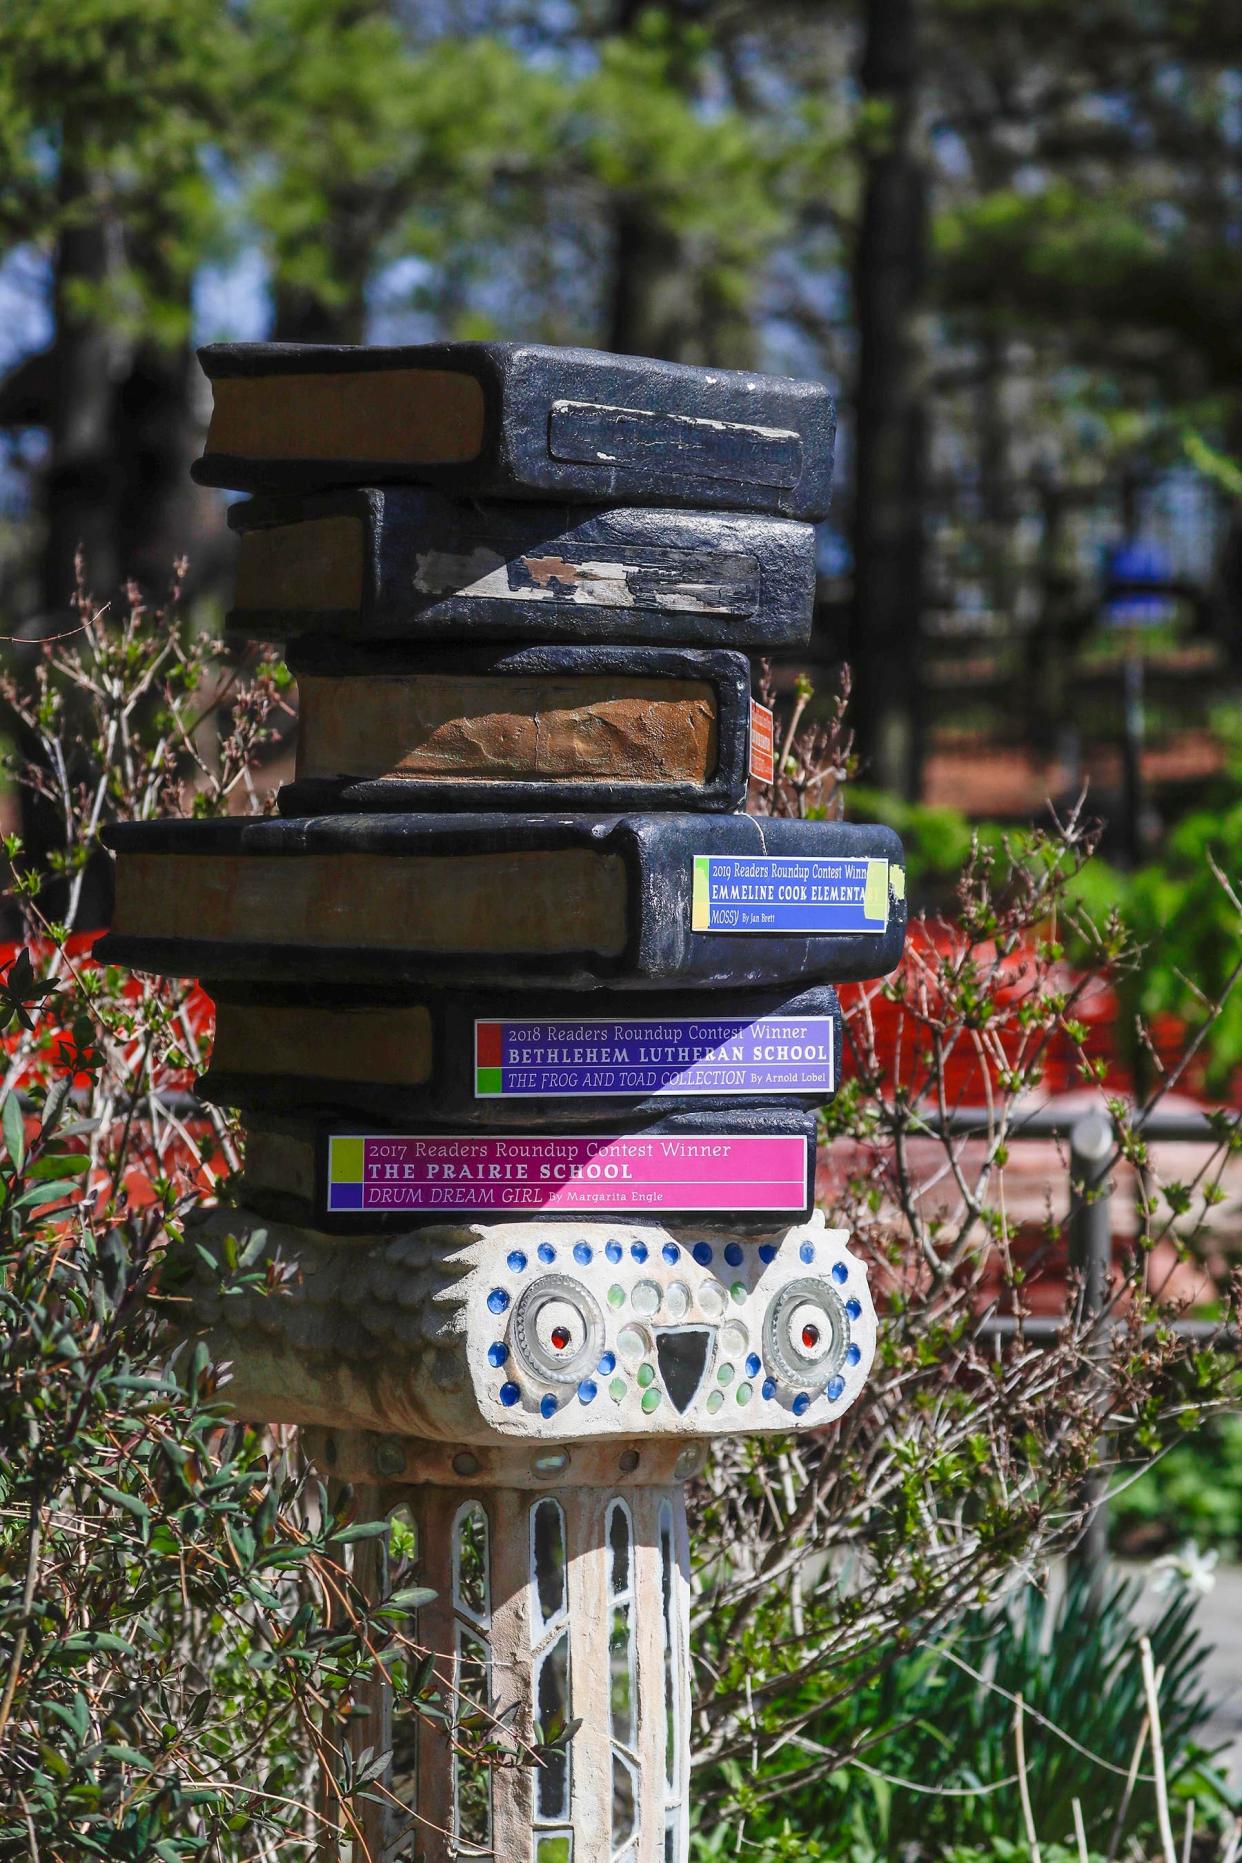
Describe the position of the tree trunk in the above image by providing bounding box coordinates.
[30,160,214,619]
[847,0,928,800]
[608,201,696,361]
[115,219,218,602]
[271,274,368,347]
[41,162,121,619]
[605,0,755,368]
[9,155,211,925]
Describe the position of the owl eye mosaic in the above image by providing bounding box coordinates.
[469,1215,875,1433]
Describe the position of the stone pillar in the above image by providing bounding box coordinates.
[104,338,906,1860]
[328,1466,692,1863]
[175,1205,878,1863]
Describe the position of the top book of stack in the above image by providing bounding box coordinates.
[192,341,836,520]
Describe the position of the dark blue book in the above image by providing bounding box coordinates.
[99,811,907,992]
[227,488,816,650]
[193,341,835,518]
[198,981,842,1129]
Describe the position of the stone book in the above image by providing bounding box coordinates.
[192,341,835,518]
[277,642,751,815]
[98,811,907,991]
[198,981,842,1128]
[226,488,817,650]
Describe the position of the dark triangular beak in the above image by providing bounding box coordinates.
[654,1326,715,1413]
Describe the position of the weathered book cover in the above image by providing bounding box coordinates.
[236,1106,820,1231]
[98,812,907,991]
[198,981,842,1128]
[278,642,751,814]
[227,488,816,650]
[193,341,835,518]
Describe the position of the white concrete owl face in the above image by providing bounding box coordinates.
[468,1213,876,1438]
[177,1208,876,1446]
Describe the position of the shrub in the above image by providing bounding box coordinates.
[690,1566,1230,1859]
[0,568,435,1858]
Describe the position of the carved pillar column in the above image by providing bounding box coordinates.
[329,1467,692,1863]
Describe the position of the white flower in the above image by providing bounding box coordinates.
[1150,1540,1219,1596]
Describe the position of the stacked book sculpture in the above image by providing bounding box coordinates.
[102,341,907,1863]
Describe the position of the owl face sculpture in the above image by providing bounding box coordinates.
[175,1207,876,1448]
[472,1214,874,1436]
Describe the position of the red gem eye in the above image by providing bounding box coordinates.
[801,1324,820,1350]
[550,1325,572,1351]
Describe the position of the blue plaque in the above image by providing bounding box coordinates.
[691,854,891,934]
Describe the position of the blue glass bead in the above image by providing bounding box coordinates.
[605,1240,623,1263]
[573,1242,593,1266]
[724,1242,743,1268]
[825,1375,845,1401]
[506,1249,527,1273]
[578,1380,597,1405]
[538,1242,556,1264]
[845,1344,861,1367]
[487,1343,509,1368]
[792,1392,811,1416]
[486,1288,510,1314]
[630,1242,649,1263]
[761,1379,776,1400]
[540,1394,558,1419]
[758,1244,777,1264]
[662,1243,680,1264]
[845,1297,862,1321]
[799,1241,815,1264]
[831,1262,848,1284]
[598,1351,617,1375]
[499,1382,520,1407]
[746,1353,761,1378]
[692,1243,713,1266]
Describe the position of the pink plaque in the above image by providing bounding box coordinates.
[325,1132,809,1216]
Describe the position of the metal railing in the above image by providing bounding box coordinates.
[920,1103,1239,1572]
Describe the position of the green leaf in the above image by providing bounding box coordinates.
[102,1745,154,1771]
[237,1226,269,1268]
[386,1585,438,1611]
[28,1152,90,1179]
[1185,429,1242,498]
[97,1484,151,1525]
[2,1092,26,1173]
[16,1180,83,1207]
[332,1518,395,1544]
[39,1742,71,1781]
[40,1076,73,1133]
[55,1632,138,1659]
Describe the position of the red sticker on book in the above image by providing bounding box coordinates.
[749,700,775,783]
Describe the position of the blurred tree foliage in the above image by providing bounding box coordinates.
[0,0,1239,788]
